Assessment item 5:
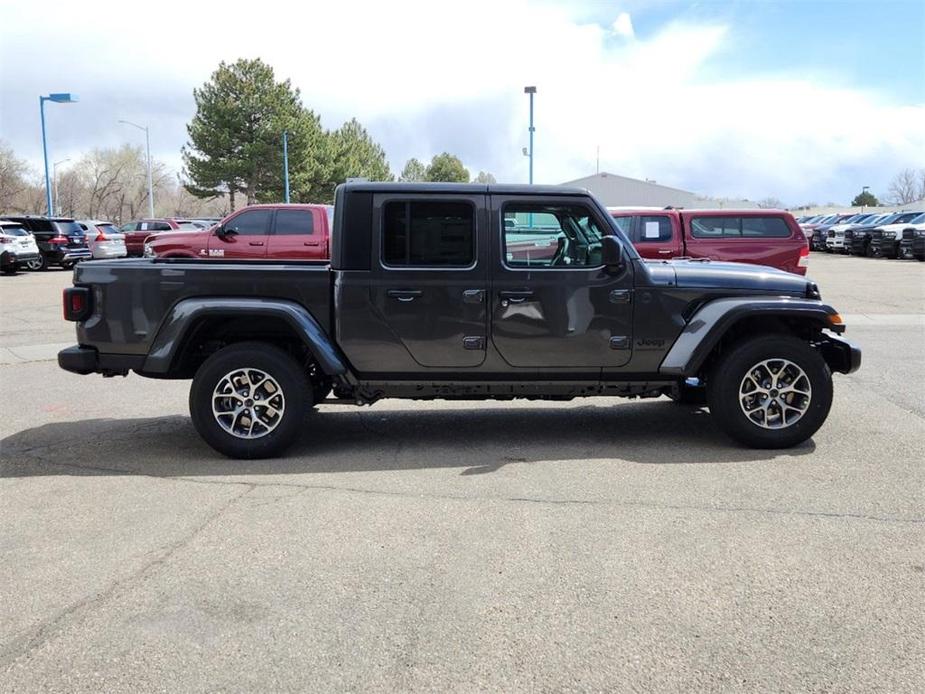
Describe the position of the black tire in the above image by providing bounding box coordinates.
[706,335,833,449]
[189,341,310,459]
[32,254,49,271]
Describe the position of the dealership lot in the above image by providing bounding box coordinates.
[1,255,923,691]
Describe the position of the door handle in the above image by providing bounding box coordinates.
[499,290,533,303]
[657,250,673,255]
[303,240,320,246]
[387,289,423,302]
[248,241,264,246]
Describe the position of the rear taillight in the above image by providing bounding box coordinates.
[96,232,107,242]
[799,239,809,267]
[63,287,92,321]
[51,235,69,245]
[0,237,10,244]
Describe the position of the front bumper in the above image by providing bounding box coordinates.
[58,345,145,376]
[820,334,862,375]
[899,238,924,259]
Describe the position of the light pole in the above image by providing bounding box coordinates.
[524,86,536,184]
[861,185,870,212]
[282,131,290,203]
[119,120,154,218]
[53,158,70,215]
[40,93,78,216]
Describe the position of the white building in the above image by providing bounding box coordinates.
[560,172,760,209]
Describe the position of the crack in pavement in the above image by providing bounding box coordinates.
[0,485,253,672]
[5,446,924,526]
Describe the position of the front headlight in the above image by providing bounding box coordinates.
[143,242,154,257]
[916,230,925,237]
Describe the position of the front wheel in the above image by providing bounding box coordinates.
[707,335,833,449]
[189,342,310,459]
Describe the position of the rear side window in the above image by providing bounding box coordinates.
[691,216,791,238]
[382,201,474,267]
[637,215,673,242]
[275,209,315,236]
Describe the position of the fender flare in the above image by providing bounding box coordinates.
[142,297,348,375]
[659,297,841,376]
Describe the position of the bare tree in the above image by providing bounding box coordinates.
[886,168,923,205]
[0,141,32,211]
[758,196,784,209]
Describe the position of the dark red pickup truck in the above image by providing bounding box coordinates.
[145,204,333,260]
[609,208,809,275]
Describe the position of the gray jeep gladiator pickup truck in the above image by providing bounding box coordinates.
[59,182,860,458]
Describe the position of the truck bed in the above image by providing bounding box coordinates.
[74,257,332,356]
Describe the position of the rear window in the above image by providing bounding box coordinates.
[177,222,199,230]
[98,224,120,235]
[690,215,792,238]
[382,200,474,267]
[0,225,29,236]
[53,221,84,236]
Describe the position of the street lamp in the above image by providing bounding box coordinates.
[53,158,70,215]
[119,120,154,218]
[40,93,78,216]
[524,86,536,184]
[862,185,870,212]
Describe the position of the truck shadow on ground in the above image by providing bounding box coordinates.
[0,400,815,479]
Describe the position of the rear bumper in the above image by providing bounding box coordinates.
[58,345,145,376]
[91,244,127,259]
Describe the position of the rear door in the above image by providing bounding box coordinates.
[490,195,634,369]
[370,193,488,368]
[633,213,680,259]
[266,208,325,260]
[209,208,271,259]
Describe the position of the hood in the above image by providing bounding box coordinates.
[666,259,811,295]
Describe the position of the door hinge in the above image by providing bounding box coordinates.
[609,289,632,304]
[610,336,630,350]
[463,336,485,350]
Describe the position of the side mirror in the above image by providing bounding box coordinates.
[601,235,624,268]
[215,224,235,238]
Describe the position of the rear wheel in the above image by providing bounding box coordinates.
[189,342,310,459]
[27,254,47,271]
[707,335,832,449]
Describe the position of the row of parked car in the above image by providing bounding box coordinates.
[796,211,925,260]
[0,215,222,273]
[10,202,918,278]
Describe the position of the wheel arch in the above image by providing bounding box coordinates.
[659,297,846,378]
[142,298,348,378]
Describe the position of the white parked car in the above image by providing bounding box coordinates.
[0,220,41,274]
[868,212,925,258]
[824,213,892,252]
[77,220,127,259]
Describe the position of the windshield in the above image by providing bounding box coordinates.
[910,213,925,224]
[892,212,921,224]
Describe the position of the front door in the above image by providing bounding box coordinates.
[490,195,634,368]
[370,193,488,368]
[210,208,270,259]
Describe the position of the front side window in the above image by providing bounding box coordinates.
[503,203,605,268]
[275,210,315,236]
[226,210,271,236]
[382,201,474,267]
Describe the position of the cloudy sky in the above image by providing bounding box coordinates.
[1,0,923,205]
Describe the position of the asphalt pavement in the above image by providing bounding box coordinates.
[1,254,923,692]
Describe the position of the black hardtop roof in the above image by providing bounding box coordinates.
[339,181,590,196]
[1,215,77,222]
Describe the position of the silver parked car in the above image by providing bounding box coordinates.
[77,220,127,259]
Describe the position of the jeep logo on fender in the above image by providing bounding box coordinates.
[636,337,666,350]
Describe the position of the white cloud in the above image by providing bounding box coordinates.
[1,0,922,204]
[611,12,635,39]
